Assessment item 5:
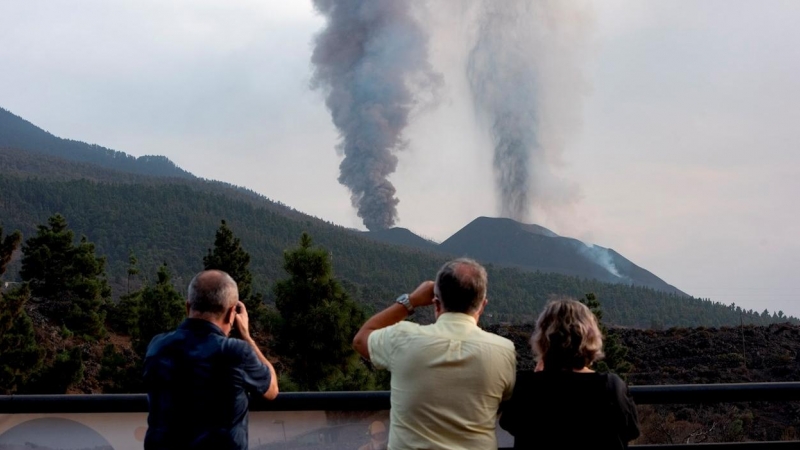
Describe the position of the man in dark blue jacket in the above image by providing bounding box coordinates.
[144,270,279,450]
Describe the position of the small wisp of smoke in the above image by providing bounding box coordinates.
[310,0,439,230]
[580,242,624,279]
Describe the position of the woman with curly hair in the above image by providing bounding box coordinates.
[500,298,640,449]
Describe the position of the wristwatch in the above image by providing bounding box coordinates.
[395,293,414,314]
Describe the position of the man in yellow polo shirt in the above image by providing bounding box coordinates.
[353,258,517,450]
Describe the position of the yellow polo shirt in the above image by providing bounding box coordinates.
[368,313,517,450]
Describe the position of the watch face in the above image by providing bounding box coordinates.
[395,294,412,312]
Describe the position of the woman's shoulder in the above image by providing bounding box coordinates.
[604,372,633,396]
[604,372,628,388]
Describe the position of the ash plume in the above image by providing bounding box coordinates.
[310,0,438,230]
[466,1,593,222]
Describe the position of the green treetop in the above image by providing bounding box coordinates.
[273,232,375,391]
[203,220,268,332]
[20,214,110,339]
[134,263,185,357]
[0,226,22,276]
[126,249,140,295]
[0,227,43,394]
[581,293,633,377]
[204,220,253,300]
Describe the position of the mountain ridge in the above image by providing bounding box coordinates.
[366,216,685,296]
[362,228,438,251]
[0,107,193,179]
[1,105,683,296]
[1,105,783,328]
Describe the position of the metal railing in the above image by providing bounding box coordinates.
[1,382,799,448]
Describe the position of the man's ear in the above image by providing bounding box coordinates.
[477,298,488,315]
[225,306,236,325]
[185,301,191,316]
[433,297,443,316]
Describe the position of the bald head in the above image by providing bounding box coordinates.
[434,258,488,314]
[187,270,239,317]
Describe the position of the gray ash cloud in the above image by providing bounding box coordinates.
[466,0,592,222]
[310,0,438,230]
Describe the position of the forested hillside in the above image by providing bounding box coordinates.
[1,104,794,328]
[0,171,792,328]
[0,107,687,297]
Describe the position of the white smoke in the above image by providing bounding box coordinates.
[579,242,625,279]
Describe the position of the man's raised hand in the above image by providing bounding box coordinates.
[233,301,251,340]
[410,281,436,308]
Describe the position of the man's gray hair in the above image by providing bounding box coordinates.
[187,270,238,315]
[434,258,488,314]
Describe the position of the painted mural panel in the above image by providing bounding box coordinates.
[0,410,512,450]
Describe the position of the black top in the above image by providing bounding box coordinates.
[143,319,272,450]
[500,370,640,450]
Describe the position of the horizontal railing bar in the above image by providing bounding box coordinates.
[498,444,800,450]
[503,444,800,450]
[631,443,800,449]
[2,382,800,414]
[255,390,391,412]
[631,382,800,404]
[0,394,147,414]
[0,382,800,414]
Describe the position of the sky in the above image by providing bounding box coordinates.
[1,0,798,316]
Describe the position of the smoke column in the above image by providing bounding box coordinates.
[466,1,592,222]
[310,0,438,230]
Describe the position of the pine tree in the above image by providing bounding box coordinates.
[134,263,185,357]
[0,227,43,394]
[23,347,84,394]
[108,290,142,336]
[98,343,142,393]
[0,285,44,394]
[203,220,266,331]
[204,220,253,300]
[273,232,375,391]
[108,251,143,335]
[126,250,140,295]
[20,214,111,338]
[20,214,74,301]
[0,227,22,276]
[107,262,179,392]
[581,293,632,377]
